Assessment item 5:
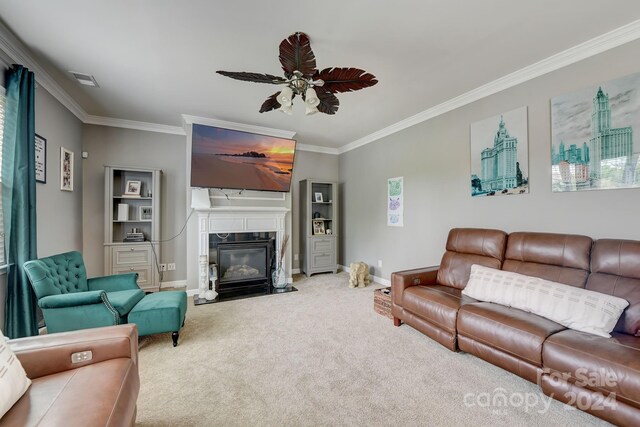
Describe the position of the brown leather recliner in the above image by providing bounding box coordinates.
[1,324,140,427]
[540,239,640,427]
[391,228,507,351]
[457,231,593,383]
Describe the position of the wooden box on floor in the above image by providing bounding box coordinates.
[374,287,393,319]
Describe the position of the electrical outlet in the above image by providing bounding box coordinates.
[167,263,176,271]
[160,264,167,271]
[294,253,299,261]
[377,259,383,268]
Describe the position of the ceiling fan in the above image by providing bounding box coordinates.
[216,32,378,115]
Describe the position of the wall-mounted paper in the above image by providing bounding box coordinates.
[387,176,403,227]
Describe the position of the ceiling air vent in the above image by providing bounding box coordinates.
[69,71,99,88]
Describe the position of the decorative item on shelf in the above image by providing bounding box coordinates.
[123,180,141,197]
[117,204,129,221]
[314,192,323,202]
[124,228,144,242]
[272,235,290,289]
[139,206,152,222]
[216,32,377,115]
[326,228,332,235]
[312,220,325,235]
[313,211,322,219]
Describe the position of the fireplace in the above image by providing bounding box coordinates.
[216,238,274,292]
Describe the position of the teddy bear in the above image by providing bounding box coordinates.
[349,262,370,288]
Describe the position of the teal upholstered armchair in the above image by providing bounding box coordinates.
[24,251,145,334]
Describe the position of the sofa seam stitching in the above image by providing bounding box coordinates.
[35,368,79,426]
[460,330,541,366]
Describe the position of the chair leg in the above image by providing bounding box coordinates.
[172,331,179,347]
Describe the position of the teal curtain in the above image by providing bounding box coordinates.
[3,65,38,338]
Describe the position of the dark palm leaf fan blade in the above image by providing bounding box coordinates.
[216,71,287,84]
[315,67,378,93]
[279,32,317,79]
[315,86,339,115]
[259,92,282,113]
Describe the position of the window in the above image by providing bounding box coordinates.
[0,86,5,266]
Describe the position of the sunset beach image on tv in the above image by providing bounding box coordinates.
[191,124,296,192]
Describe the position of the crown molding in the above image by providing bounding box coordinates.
[338,18,640,154]
[84,114,185,135]
[0,20,87,122]
[296,143,339,155]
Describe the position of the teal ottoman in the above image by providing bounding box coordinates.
[128,291,187,347]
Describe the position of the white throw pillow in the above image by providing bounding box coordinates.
[462,264,629,338]
[0,330,31,419]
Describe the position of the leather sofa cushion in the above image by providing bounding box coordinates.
[106,289,145,316]
[543,329,640,408]
[2,358,138,426]
[588,239,640,336]
[503,232,592,288]
[457,302,565,366]
[402,285,477,334]
[437,228,507,289]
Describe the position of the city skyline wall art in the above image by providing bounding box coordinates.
[551,71,640,192]
[470,106,529,197]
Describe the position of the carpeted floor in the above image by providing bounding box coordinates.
[135,273,609,427]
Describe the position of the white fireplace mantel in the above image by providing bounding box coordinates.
[196,207,291,292]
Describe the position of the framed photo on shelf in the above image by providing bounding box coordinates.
[35,134,46,183]
[124,180,141,197]
[60,147,73,191]
[314,192,323,203]
[139,206,152,221]
[312,219,325,235]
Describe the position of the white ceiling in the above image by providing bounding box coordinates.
[1,0,640,148]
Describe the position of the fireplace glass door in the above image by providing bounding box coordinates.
[217,242,269,288]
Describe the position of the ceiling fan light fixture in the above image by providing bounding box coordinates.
[305,88,320,108]
[217,31,378,115]
[278,104,293,115]
[277,86,294,106]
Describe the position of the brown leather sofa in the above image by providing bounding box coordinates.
[1,324,140,427]
[392,228,640,427]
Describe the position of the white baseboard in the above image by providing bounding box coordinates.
[291,268,300,274]
[186,289,199,297]
[339,264,390,287]
[160,280,188,289]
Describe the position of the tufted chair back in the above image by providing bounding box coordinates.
[24,251,89,300]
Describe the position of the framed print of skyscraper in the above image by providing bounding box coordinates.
[470,106,529,197]
[551,72,640,192]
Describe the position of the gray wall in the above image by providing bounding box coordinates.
[82,125,186,282]
[339,40,640,280]
[35,85,84,256]
[291,150,340,270]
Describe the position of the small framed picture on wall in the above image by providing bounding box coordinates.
[60,147,73,191]
[35,134,46,183]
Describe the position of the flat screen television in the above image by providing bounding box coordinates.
[190,124,296,192]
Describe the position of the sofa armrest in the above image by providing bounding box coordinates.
[88,273,139,292]
[8,324,139,380]
[38,290,106,309]
[391,266,439,306]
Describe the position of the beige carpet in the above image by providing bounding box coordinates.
[135,273,609,427]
